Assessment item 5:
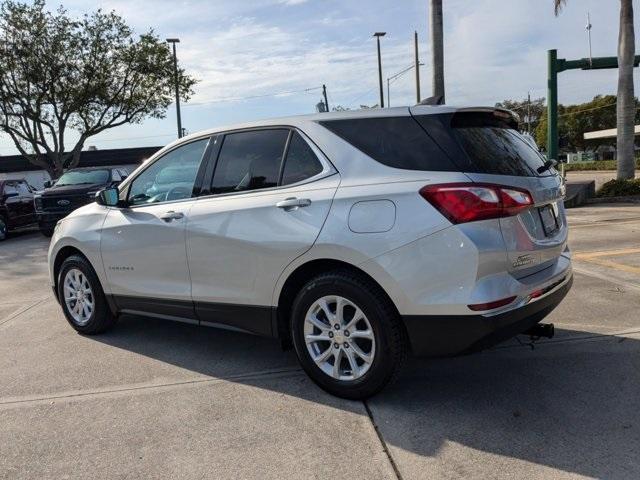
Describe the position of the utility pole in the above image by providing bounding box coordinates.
[586,12,593,67]
[166,38,182,138]
[526,91,531,134]
[322,84,329,112]
[414,31,421,103]
[373,32,386,108]
[430,0,445,102]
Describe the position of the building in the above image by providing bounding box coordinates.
[583,126,640,161]
[0,146,162,189]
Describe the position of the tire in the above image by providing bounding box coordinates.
[0,216,7,241]
[39,224,54,237]
[57,254,117,334]
[291,270,408,399]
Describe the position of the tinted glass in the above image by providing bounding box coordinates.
[111,170,121,181]
[212,129,288,194]
[128,138,208,206]
[319,117,458,171]
[56,169,110,186]
[281,132,324,185]
[450,112,548,177]
[16,181,31,195]
[3,183,18,195]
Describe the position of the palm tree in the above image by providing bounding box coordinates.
[430,0,445,102]
[555,0,636,180]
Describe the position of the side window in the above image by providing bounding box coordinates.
[4,183,18,196]
[319,117,460,172]
[281,132,324,185]
[16,181,31,195]
[211,129,289,194]
[111,170,121,182]
[128,138,209,206]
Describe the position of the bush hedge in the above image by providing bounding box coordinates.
[562,159,640,171]
[597,179,640,197]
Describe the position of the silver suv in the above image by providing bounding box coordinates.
[48,106,572,399]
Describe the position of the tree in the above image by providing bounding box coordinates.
[535,95,639,152]
[495,97,546,133]
[0,0,196,178]
[555,0,636,179]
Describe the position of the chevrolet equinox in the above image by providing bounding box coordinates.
[48,106,572,399]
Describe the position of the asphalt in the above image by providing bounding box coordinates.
[1,204,639,479]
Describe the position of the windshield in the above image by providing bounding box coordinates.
[56,169,110,186]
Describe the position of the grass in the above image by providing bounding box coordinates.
[562,159,640,171]
[596,179,640,197]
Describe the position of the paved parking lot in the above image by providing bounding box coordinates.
[1,204,639,480]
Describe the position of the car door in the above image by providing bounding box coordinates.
[187,129,339,335]
[16,181,36,225]
[100,137,212,320]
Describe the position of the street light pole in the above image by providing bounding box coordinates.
[386,63,424,108]
[373,32,386,108]
[166,38,182,139]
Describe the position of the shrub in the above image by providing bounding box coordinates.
[562,159,640,171]
[597,179,640,197]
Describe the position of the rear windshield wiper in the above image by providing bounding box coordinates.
[537,159,557,174]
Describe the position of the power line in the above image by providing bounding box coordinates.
[558,101,616,117]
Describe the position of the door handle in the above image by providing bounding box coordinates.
[276,197,312,211]
[159,210,184,222]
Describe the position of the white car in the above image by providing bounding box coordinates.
[49,106,572,399]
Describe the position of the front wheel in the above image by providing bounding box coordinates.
[57,255,117,334]
[291,271,408,399]
[0,217,7,241]
[39,223,54,237]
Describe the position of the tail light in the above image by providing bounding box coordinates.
[468,295,517,311]
[419,183,533,224]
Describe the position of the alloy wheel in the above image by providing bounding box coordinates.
[63,268,94,326]
[304,295,376,381]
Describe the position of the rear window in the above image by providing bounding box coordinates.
[415,112,549,177]
[318,117,458,171]
[449,112,548,177]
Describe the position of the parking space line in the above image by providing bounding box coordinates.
[572,266,640,293]
[573,247,640,260]
[577,257,640,275]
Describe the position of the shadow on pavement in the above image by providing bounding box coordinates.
[90,314,639,479]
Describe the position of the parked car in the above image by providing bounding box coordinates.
[34,167,128,237]
[48,106,572,399]
[0,179,37,241]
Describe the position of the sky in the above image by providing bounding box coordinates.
[1,0,638,155]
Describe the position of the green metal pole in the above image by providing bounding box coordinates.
[547,49,558,160]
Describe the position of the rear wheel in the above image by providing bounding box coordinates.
[291,271,407,399]
[57,255,117,334]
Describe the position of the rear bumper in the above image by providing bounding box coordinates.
[402,273,572,357]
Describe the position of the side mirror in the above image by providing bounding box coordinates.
[96,187,120,207]
[43,180,52,188]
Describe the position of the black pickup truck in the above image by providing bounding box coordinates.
[34,167,129,236]
[0,179,37,241]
